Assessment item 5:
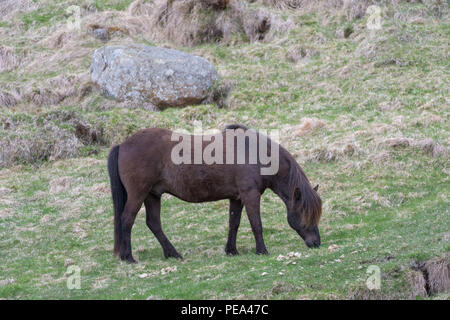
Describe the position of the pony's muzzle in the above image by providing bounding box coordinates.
[305,239,321,248]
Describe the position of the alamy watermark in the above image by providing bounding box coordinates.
[65,5,81,31]
[366,265,381,290]
[66,265,81,290]
[170,122,280,175]
[366,5,382,30]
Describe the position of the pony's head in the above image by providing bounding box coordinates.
[286,164,322,248]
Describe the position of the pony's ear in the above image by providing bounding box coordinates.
[294,187,301,200]
[313,184,319,191]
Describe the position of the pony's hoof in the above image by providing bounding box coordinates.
[128,257,138,263]
[256,248,269,255]
[225,247,239,256]
[165,251,183,260]
[121,254,137,264]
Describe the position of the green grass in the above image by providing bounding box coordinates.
[0,150,447,299]
[21,7,65,30]
[93,0,137,11]
[0,0,448,299]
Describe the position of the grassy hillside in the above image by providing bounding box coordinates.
[0,0,449,299]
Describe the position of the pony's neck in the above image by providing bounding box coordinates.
[266,150,294,207]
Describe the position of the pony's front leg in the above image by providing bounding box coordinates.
[144,194,182,259]
[225,199,243,255]
[241,190,268,255]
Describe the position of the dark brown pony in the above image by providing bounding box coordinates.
[108,124,322,263]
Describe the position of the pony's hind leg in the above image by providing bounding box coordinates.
[225,199,243,255]
[120,196,143,263]
[144,194,182,259]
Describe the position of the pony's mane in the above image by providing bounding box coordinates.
[224,124,250,131]
[287,155,322,228]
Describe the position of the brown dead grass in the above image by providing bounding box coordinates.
[0,45,22,73]
[291,117,326,136]
[0,108,108,168]
[0,90,20,108]
[260,0,373,21]
[422,256,450,295]
[405,270,428,298]
[73,120,105,145]
[0,125,83,168]
[207,79,234,108]
[49,176,72,194]
[0,0,37,20]
[348,268,429,300]
[90,183,109,194]
[120,0,294,46]
[43,29,76,50]
[305,140,360,163]
[4,73,89,108]
[285,46,320,63]
[407,255,450,298]
[259,0,305,10]
[383,137,448,157]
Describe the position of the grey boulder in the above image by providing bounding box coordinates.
[90,44,218,110]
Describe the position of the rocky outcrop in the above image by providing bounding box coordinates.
[90,45,218,110]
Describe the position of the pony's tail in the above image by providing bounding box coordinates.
[107,145,127,255]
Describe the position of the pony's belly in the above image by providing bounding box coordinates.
[160,179,237,203]
[168,179,237,203]
[168,191,232,203]
[160,165,238,203]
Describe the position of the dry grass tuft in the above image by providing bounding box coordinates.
[20,74,87,107]
[379,100,402,112]
[49,176,72,194]
[0,107,109,167]
[0,90,20,108]
[270,281,300,295]
[0,0,37,20]
[384,137,412,149]
[260,0,372,21]
[347,268,430,300]
[207,80,234,108]
[90,183,109,194]
[0,278,15,286]
[121,0,294,46]
[127,0,154,16]
[74,120,105,145]
[291,117,326,136]
[259,0,305,10]
[285,46,319,63]
[305,140,360,163]
[26,88,66,106]
[383,137,448,157]
[414,139,447,157]
[343,0,371,21]
[0,123,83,168]
[353,34,387,61]
[44,30,76,50]
[0,45,22,72]
[347,284,386,300]
[413,111,442,127]
[405,270,428,298]
[241,7,273,42]
[422,256,450,295]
